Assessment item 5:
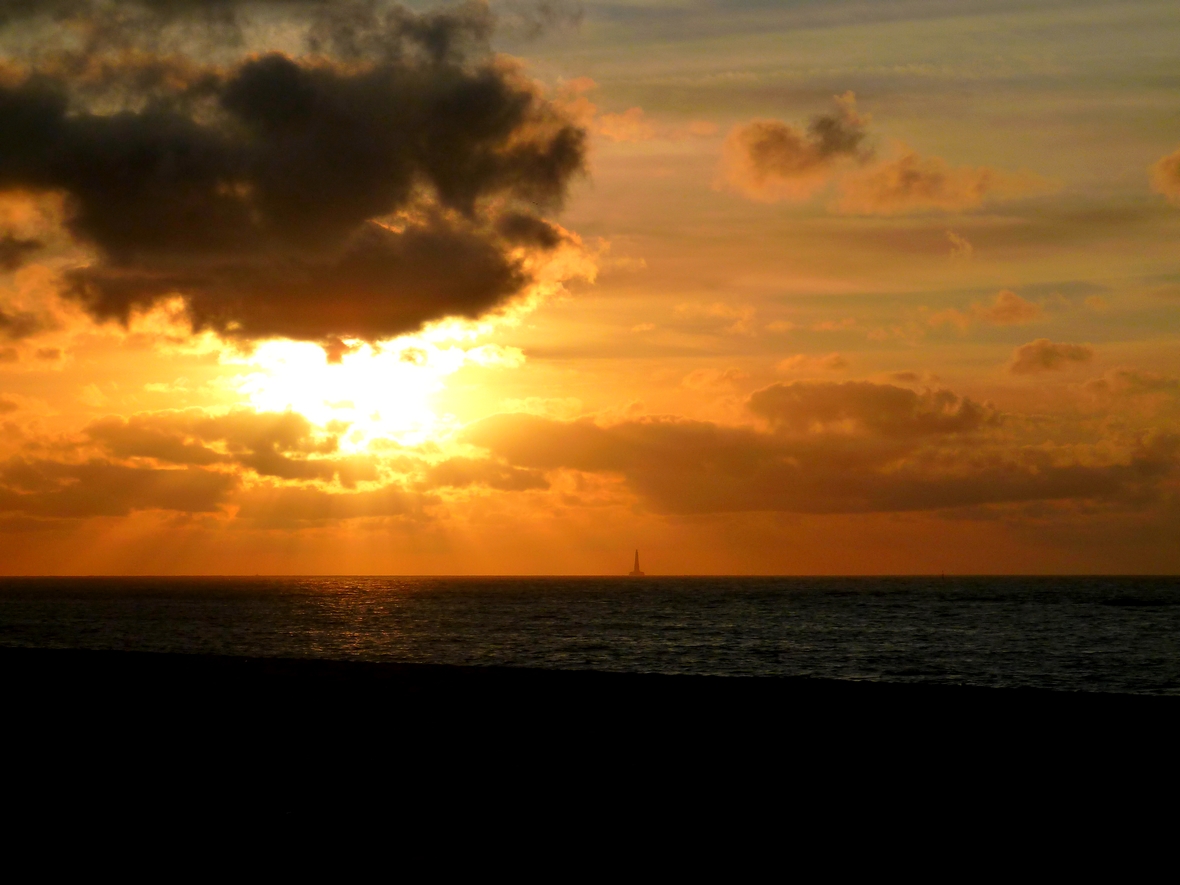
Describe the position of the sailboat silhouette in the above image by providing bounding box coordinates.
[628,549,645,576]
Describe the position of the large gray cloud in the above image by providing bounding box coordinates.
[0,0,586,343]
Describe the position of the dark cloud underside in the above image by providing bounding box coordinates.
[463,381,1176,515]
[0,0,587,341]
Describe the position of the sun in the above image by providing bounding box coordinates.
[229,331,523,451]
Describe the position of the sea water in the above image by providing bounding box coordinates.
[1,575,1178,694]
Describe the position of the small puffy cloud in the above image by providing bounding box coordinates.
[1150,147,1180,204]
[837,149,1052,215]
[943,230,972,258]
[1010,339,1094,374]
[929,290,1043,330]
[947,230,973,259]
[722,95,1049,214]
[0,396,17,414]
[721,92,871,201]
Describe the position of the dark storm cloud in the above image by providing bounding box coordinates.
[463,381,1177,515]
[0,456,236,517]
[0,0,587,342]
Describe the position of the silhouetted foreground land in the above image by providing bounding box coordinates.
[6,645,1177,723]
[5,646,1178,809]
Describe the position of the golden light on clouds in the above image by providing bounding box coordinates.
[0,0,1179,575]
[231,335,525,449]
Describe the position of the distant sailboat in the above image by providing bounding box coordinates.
[628,549,645,576]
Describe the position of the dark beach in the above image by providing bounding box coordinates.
[7,644,1179,816]
[7,644,1177,734]
[6,576,1180,810]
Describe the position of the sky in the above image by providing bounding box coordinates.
[0,0,1178,574]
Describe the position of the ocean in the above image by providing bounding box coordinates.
[1,575,1178,694]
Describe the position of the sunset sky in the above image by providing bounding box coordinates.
[1,0,1178,574]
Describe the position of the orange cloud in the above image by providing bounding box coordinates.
[682,367,750,389]
[1151,147,1180,204]
[84,410,373,483]
[748,381,995,437]
[946,230,973,258]
[836,149,1052,215]
[464,382,1173,516]
[0,457,237,518]
[418,457,548,492]
[929,290,1043,330]
[674,301,756,334]
[556,79,716,144]
[234,484,424,528]
[720,92,870,201]
[598,107,716,142]
[1010,339,1094,374]
[597,107,658,143]
[1085,368,1180,398]
[777,353,848,373]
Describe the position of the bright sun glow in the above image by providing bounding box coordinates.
[229,333,523,450]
